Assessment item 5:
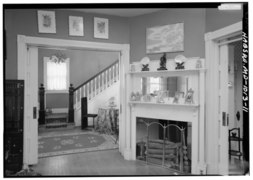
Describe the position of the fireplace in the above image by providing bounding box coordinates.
[136,117,191,173]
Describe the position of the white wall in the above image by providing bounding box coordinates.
[74,81,120,126]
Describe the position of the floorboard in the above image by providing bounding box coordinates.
[34,127,179,176]
[32,149,179,176]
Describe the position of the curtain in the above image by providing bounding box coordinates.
[47,61,67,90]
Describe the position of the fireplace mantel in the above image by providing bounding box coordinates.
[124,58,206,174]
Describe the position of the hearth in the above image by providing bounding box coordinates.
[136,118,191,173]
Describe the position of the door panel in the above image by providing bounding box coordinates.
[24,47,38,165]
[218,44,229,175]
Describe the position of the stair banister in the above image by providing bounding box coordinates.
[69,84,74,123]
[73,60,119,109]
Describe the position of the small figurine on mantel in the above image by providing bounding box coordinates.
[175,55,186,70]
[157,53,167,70]
[141,56,150,71]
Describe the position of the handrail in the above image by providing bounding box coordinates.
[74,60,119,91]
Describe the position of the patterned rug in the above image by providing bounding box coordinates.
[38,132,118,158]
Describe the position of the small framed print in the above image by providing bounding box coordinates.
[173,91,184,104]
[94,17,109,39]
[37,10,56,33]
[69,16,84,36]
[185,88,194,104]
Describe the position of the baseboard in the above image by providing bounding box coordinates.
[123,149,132,160]
[51,108,68,114]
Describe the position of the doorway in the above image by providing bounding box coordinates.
[205,21,244,175]
[17,35,129,168]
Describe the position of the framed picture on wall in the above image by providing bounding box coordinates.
[146,23,184,54]
[37,10,56,33]
[94,17,109,39]
[69,16,84,36]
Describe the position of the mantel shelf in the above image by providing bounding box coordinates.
[128,68,206,77]
[129,101,199,108]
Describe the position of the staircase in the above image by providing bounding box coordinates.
[73,60,120,126]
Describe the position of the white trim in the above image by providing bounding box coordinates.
[205,21,242,175]
[205,21,242,41]
[17,35,130,166]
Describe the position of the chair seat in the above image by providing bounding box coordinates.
[83,114,97,118]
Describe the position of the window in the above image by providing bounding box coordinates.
[44,57,70,93]
[149,77,161,93]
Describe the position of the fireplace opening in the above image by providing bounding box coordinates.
[136,117,191,173]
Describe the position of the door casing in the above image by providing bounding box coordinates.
[17,35,130,167]
[205,21,242,174]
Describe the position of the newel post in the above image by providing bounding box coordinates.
[39,84,45,125]
[69,84,74,123]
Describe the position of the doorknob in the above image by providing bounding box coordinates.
[236,111,240,121]
[222,112,227,126]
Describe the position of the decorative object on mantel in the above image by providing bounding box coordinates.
[185,88,194,104]
[195,58,202,69]
[141,56,150,71]
[49,52,67,63]
[175,55,186,70]
[37,10,56,34]
[157,53,167,71]
[146,23,184,54]
[156,90,168,103]
[173,91,184,104]
[69,16,84,36]
[94,17,109,39]
[130,92,136,101]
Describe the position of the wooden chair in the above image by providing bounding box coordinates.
[229,128,243,160]
[81,97,97,129]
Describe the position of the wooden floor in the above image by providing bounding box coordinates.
[32,149,179,176]
[34,127,179,176]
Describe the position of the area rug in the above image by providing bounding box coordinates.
[38,132,118,158]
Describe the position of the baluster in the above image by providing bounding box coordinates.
[98,75,100,94]
[79,88,82,102]
[116,63,119,81]
[75,90,78,108]
[112,65,115,83]
[83,85,86,97]
[105,70,108,88]
[87,82,90,100]
[94,77,97,96]
[101,72,104,91]
[109,68,112,86]
[91,80,94,98]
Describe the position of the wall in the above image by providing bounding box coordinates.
[4,9,129,79]
[205,9,243,33]
[129,9,206,63]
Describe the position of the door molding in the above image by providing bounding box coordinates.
[17,35,130,167]
[204,21,242,174]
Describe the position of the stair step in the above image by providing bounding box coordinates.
[45,122,68,128]
[46,113,68,124]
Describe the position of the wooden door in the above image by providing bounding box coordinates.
[218,44,229,175]
[4,80,24,173]
[23,46,38,165]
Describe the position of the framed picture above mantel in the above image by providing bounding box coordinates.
[146,23,184,54]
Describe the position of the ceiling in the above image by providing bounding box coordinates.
[67,8,164,17]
